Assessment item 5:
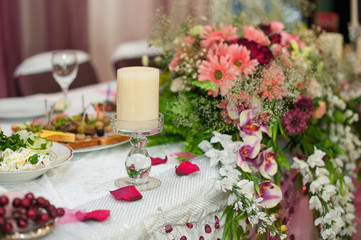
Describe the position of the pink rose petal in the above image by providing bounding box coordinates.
[57,208,82,224]
[170,152,196,160]
[176,161,200,176]
[75,210,110,222]
[151,156,168,165]
[110,186,143,201]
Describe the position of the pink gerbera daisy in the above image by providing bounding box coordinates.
[244,26,270,46]
[201,23,238,49]
[198,53,238,97]
[210,42,229,57]
[257,61,285,101]
[228,44,259,77]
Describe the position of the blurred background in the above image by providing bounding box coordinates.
[0,0,358,98]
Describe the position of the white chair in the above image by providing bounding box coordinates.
[14,50,98,96]
[112,40,162,71]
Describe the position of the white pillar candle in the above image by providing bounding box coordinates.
[318,33,344,58]
[351,0,359,28]
[117,67,159,131]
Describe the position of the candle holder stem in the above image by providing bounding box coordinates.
[112,113,164,191]
[126,137,151,184]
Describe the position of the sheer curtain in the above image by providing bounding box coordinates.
[88,0,168,82]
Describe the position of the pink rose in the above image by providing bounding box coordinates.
[312,101,326,119]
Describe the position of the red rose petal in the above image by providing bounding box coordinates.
[75,210,110,222]
[110,186,143,201]
[175,161,200,176]
[151,156,168,165]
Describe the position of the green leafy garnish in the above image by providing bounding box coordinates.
[0,131,26,151]
[28,154,39,165]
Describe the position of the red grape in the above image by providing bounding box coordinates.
[3,222,13,233]
[0,196,9,206]
[36,197,45,207]
[26,209,37,220]
[24,192,35,201]
[56,208,65,217]
[12,198,21,208]
[46,204,56,211]
[38,213,49,223]
[0,207,5,216]
[21,198,31,208]
[0,216,5,226]
[43,199,50,208]
[17,218,28,228]
[48,209,58,219]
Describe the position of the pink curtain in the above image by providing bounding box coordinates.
[0,0,22,98]
[44,0,88,51]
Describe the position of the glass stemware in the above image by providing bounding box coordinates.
[51,51,79,108]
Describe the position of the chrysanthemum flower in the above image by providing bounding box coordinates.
[244,26,270,46]
[228,44,259,77]
[201,23,238,49]
[294,96,314,118]
[198,53,238,97]
[258,62,285,101]
[281,108,308,134]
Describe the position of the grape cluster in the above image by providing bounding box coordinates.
[0,192,65,234]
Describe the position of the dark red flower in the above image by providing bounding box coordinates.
[269,33,281,44]
[110,186,142,201]
[281,109,308,134]
[293,153,306,160]
[150,156,168,165]
[258,24,271,35]
[75,210,110,222]
[294,96,314,118]
[236,38,273,66]
[176,161,200,176]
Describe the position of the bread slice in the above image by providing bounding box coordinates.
[39,130,76,143]
[98,135,130,146]
[67,138,99,149]
[11,123,27,133]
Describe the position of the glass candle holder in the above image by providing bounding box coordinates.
[111,113,163,191]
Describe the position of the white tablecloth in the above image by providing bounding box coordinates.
[0,83,226,240]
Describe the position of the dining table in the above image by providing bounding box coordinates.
[0,81,226,240]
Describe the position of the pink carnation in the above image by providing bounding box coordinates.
[257,61,285,101]
[244,26,270,46]
[270,22,284,32]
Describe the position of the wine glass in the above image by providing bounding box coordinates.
[51,51,79,108]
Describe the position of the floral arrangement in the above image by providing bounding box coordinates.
[150,13,361,240]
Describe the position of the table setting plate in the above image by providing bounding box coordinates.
[73,139,130,153]
[0,98,46,119]
[0,142,73,184]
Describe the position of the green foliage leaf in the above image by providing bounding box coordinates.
[334,110,345,123]
[191,80,216,91]
[271,122,278,143]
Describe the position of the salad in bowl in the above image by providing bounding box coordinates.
[0,131,53,172]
